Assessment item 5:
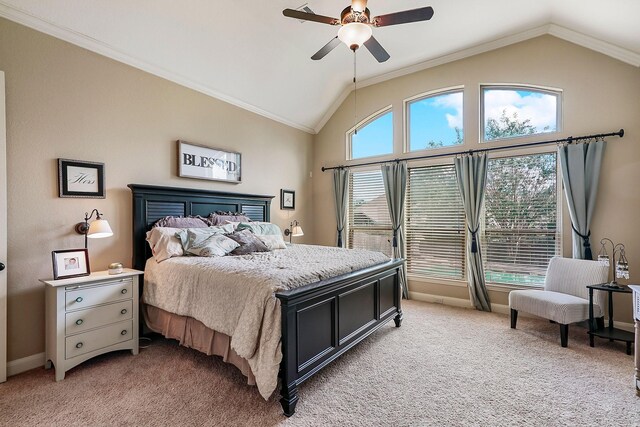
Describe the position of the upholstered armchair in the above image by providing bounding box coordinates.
[509,257,609,347]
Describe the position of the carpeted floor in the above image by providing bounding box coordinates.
[0,300,638,426]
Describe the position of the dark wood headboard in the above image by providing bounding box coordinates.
[128,184,274,271]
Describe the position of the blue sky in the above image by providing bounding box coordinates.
[409,92,463,151]
[484,89,558,138]
[351,111,393,159]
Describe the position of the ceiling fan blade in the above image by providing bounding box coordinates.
[283,9,340,25]
[311,37,341,60]
[372,6,434,27]
[363,36,390,62]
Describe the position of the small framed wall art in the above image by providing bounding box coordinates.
[52,249,91,280]
[281,189,295,210]
[58,159,105,198]
[178,140,241,184]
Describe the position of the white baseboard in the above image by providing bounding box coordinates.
[408,291,473,308]
[6,352,45,377]
[409,291,637,332]
[409,291,512,314]
[613,321,635,333]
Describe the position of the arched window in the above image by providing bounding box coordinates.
[347,107,393,160]
[405,88,464,152]
[481,85,562,142]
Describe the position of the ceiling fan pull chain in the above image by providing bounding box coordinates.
[354,49,358,135]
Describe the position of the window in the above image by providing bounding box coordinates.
[482,153,560,286]
[406,164,466,279]
[406,89,463,151]
[481,86,561,142]
[348,108,393,160]
[347,170,392,257]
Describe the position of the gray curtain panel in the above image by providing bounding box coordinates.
[558,141,606,259]
[454,154,491,312]
[333,168,349,248]
[381,161,409,299]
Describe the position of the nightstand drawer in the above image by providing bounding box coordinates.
[65,300,133,335]
[65,279,132,311]
[65,320,133,359]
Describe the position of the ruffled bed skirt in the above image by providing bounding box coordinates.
[143,304,256,386]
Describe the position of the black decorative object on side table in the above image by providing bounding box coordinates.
[587,284,634,355]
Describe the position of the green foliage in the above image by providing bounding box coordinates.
[483,153,557,272]
[425,127,464,149]
[485,109,549,140]
[484,154,557,231]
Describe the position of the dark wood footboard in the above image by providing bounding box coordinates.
[276,259,404,416]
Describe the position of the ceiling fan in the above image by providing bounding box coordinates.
[283,1,434,62]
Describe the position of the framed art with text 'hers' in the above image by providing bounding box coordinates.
[178,140,241,184]
[58,158,105,198]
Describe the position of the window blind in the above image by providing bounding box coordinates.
[348,170,392,257]
[406,164,466,279]
[483,153,560,286]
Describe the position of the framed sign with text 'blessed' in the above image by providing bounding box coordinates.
[177,140,241,184]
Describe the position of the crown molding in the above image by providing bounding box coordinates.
[547,24,640,68]
[313,24,640,133]
[0,2,317,134]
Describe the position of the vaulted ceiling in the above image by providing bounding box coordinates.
[1,1,638,133]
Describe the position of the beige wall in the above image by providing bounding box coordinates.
[0,18,314,361]
[313,35,640,322]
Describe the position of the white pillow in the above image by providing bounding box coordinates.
[146,227,184,262]
[257,234,287,250]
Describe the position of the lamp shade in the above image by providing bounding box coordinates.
[291,225,304,237]
[87,219,113,239]
[338,22,372,49]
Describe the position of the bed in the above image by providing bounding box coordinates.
[129,184,404,416]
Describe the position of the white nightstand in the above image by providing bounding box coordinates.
[40,269,143,381]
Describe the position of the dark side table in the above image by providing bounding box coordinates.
[587,284,634,355]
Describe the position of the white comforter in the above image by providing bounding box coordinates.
[143,243,390,399]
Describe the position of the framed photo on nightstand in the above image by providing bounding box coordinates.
[281,189,295,210]
[52,249,90,280]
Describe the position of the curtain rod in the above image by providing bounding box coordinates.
[321,129,625,172]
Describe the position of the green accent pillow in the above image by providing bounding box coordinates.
[175,224,235,248]
[236,222,282,236]
[176,227,239,257]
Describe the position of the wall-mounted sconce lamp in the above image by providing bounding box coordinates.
[284,220,304,244]
[75,209,113,248]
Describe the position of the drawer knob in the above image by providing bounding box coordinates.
[120,289,128,295]
[121,330,128,336]
[120,309,127,315]
[75,342,83,349]
[75,319,83,325]
[75,297,83,303]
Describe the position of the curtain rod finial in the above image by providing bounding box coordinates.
[619,129,625,138]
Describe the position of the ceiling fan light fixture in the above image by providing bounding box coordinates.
[351,0,368,13]
[338,22,372,50]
